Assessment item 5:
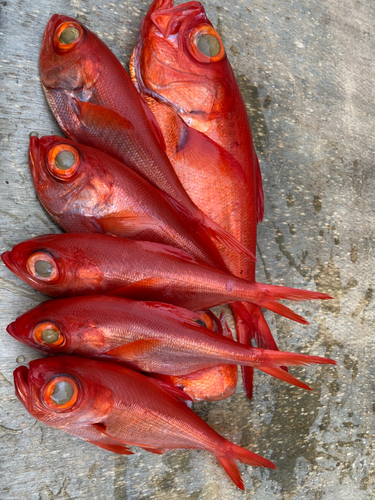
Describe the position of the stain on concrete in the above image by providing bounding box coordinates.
[314,252,343,316]
[350,244,358,263]
[352,287,372,322]
[315,318,344,358]
[114,455,128,500]
[236,75,270,155]
[288,223,296,235]
[313,195,322,212]
[286,191,295,207]
[275,226,311,279]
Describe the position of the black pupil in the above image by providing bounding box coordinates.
[42,329,60,344]
[51,381,74,405]
[34,260,53,278]
[55,150,76,170]
[197,34,221,57]
[59,27,80,45]
[195,319,206,328]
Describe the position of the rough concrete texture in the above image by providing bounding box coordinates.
[0,0,374,498]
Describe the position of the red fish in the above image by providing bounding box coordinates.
[7,295,335,390]
[2,234,332,321]
[131,0,283,396]
[39,14,255,262]
[29,134,229,268]
[14,355,276,489]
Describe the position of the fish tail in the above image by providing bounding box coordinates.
[217,443,276,489]
[257,366,312,390]
[235,283,333,324]
[231,302,287,400]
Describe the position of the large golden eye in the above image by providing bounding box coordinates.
[26,251,59,282]
[189,25,225,63]
[34,322,64,346]
[43,376,79,411]
[54,22,83,51]
[47,144,80,180]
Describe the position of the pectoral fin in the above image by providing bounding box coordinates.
[95,214,160,237]
[104,339,162,361]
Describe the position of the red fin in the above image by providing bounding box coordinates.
[255,154,264,223]
[241,366,254,399]
[140,446,166,455]
[146,377,193,401]
[136,239,199,263]
[104,339,162,360]
[260,350,337,367]
[138,94,167,151]
[144,301,202,327]
[96,215,160,237]
[258,300,309,324]
[216,457,245,490]
[257,284,333,302]
[258,366,312,391]
[217,441,276,488]
[70,423,134,455]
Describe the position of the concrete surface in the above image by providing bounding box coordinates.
[0,0,374,498]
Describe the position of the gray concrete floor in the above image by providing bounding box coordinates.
[0,0,374,498]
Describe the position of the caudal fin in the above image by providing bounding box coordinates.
[236,283,333,324]
[258,366,312,390]
[217,443,276,490]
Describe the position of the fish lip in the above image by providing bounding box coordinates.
[28,135,50,189]
[13,365,30,410]
[6,321,18,340]
[1,251,18,275]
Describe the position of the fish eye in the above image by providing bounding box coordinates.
[26,251,59,282]
[43,376,79,411]
[34,322,64,347]
[197,34,221,58]
[55,22,83,51]
[196,311,217,332]
[189,25,225,63]
[47,144,80,180]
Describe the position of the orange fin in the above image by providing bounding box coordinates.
[78,423,134,455]
[95,214,160,237]
[146,376,193,401]
[104,339,162,360]
[258,366,312,391]
[87,439,134,455]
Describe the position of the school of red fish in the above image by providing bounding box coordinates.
[2,0,336,490]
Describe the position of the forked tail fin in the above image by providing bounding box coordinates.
[235,282,333,324]
[217,443,276,490]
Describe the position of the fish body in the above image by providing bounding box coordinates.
[7,295,335,389]
[29,135,226,267]
[39,14,255,261]
[1,234,331,320]
[132,0,280,396]
[14,355,275,489]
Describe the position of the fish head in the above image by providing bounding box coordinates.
[7,297,108,356]
[7,301,72,354]
[29,135,88,215]
[40,14,100,95]
[134,0,235,122]
[14,356,114,427]
[1,235,102,297]
[28,135,108,224]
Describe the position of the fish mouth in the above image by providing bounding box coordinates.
[6,321,18,340]
[28,135,50,189]
[1,251,18,275]
[13,365,30,410]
